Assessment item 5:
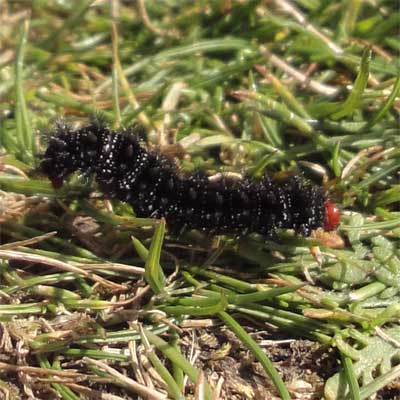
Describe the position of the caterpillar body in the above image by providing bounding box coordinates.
[40,123,340,239]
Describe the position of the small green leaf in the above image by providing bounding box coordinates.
[325,326,400,400]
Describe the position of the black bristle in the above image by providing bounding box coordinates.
[41,124,327,239]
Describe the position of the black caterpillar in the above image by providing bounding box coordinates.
[40,123,340,239]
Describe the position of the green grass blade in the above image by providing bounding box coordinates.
[140,326,184,400]
[15,19,34,164]
[36,354,80,400]
[218,311,291,400]
[161,292,228,316]
[359,365,400,400]
[332,47,371,120]
[144,219,166,294]
[143,328,214,400]
[368,75,400,127]
[41,0,92,49]
[342,355,361,400]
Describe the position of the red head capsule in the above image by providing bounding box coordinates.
[324,200,340,231]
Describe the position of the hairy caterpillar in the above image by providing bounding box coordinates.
[40,123,340,239]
